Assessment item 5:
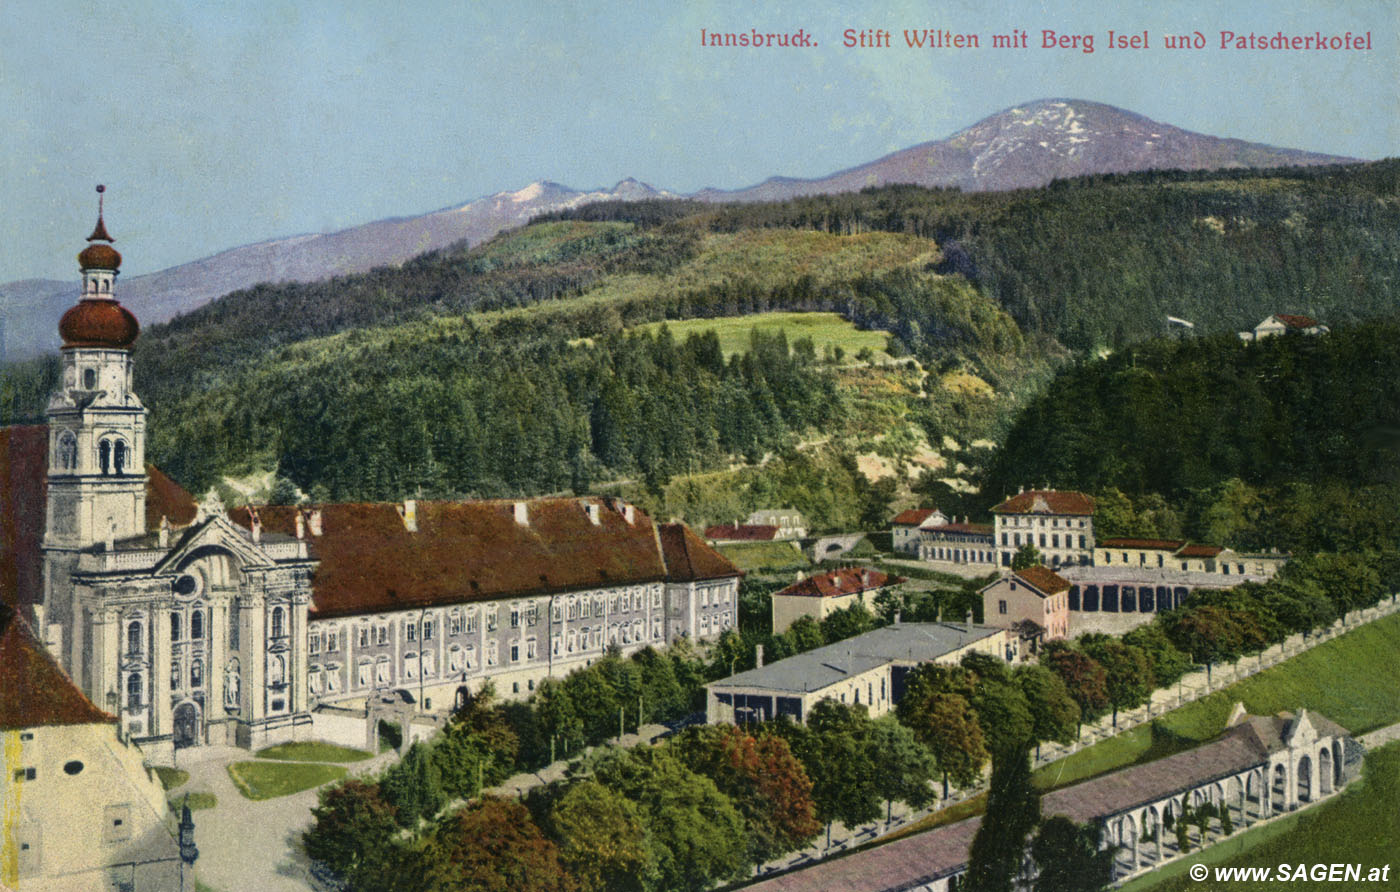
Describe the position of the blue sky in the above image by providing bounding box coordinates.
[1,0,1395,283]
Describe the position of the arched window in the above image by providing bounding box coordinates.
[269,654,285,686]
[126,673,142,708]
[170,612,181,642]
[127,621,142,654]
[171,660,181,691]
[98,439,111,475]
[58,432,77,470]
[83,368,97,389]
[113,440,127,475]
[191,610,204,640]
[271,606,285,639]
[191,659,204,688]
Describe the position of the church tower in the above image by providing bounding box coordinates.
[42,186,147,665]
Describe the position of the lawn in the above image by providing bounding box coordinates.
[716,541,809,572]
[169,791,218,811]
[255,741,372,763]
[227,761,346,800]
[630,312,892,361]
[1118,742,1400,892]
[895,611,1400,837]
[154,767,189,790]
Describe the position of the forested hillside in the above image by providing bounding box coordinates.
[3,161,1397,516]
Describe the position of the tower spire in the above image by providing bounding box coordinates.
[87,184,114,243]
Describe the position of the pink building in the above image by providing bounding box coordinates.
[979,565,1071,651]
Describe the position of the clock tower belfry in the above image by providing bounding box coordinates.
[42,186,147,664]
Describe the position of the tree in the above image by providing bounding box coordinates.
[668,724,820,865]
[972,680,1035,758]
[1121,623,1192,688]
[1030,816,1115,892]
[800,699,885,847]
[913,692,989,798]
[590,746,749,892]
[1080,637,1152,729]
[414,796,575,892]
[379,741,446,829]
[302,779,401,892]
[1041,645,1109,733]
[1011,543,1043,570]
[545,780,649,892]
[966,747,1040,892]
[820,602,876,643]
[867,716,937,824]
[1014,665,1080,756]
[1163,605,1245,682]
[783,615,826,653]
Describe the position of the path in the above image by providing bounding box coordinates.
[167,745,393,892]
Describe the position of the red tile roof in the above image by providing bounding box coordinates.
[0,426,48,609]
[704,523,780,541]
[1,425,199,609]
[927,522,994,536]
[991,490,1095,516]
[659,522,743,583]
[230,499,725,620]
[1098,538,1185,551]
[0,605,114,730]
[776,567,902,599]
[1013,565,1072,596]
[1273,314,1320,329]
[1178,544,1224,558]
[891,508,940,526]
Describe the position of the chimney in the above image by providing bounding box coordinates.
[158,515,171,548]
[514,501,529,526]
[585,502,601,525]
[309,509,323,537]
[295,511,306,540]
[398,499,418,532]
[755,644,764,668]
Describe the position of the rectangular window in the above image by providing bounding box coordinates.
[486,610,498,632]
[423,620,433,640]
[406,622,416,642]
[510,642,520,663]
[466,612,478,633]
[510,606,520,628]
[487,641,498,666]
[999,600,1008,614]
[309,633,320,654]
[328,631,339,652]
[375,660,390,684]
[376,626,388,645]
[326,668,339,692]
[526,638,537,660]
[358,627,368,648]
[527,604,538,626]
[358,662,371,687]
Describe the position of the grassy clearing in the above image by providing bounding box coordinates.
[227,761,346,801]
[154,767,189,790]
[894,611,1400,838]
[169,791,217,811]
[1119,742,1400,892]
[255,741,372,763]
[630,312,892,361]
[716,541,810,572]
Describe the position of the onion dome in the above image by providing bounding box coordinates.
[59,299,140,348]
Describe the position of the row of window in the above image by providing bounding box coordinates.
[53,431,132,475]
[1000,515,1089,529]
[1002,532,1088,550]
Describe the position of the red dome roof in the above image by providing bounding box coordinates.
[59,299,139,349]
[77,242,122,271]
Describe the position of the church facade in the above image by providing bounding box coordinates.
[10,194,740,761]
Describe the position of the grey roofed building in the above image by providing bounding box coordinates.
[706,622,1009,724]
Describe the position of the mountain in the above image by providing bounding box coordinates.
[0,179,670,360]
[693,99,1358,201]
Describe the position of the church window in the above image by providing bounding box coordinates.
[98,439,111,475]
[83,368,97,389]
[191,610,203,640]
[126,673,142,708]
[113,440,127,475]
[170,612,181,642]
[269,654,286,686]
[271,606,285,639]
[171,661,181,690]
[191,659,203,688]
[127,621,142,654]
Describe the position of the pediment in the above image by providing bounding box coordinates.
[153,515,277,575]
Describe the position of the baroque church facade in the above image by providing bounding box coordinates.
[14,194,740,761]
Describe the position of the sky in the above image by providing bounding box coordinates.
[1,0,1396,283]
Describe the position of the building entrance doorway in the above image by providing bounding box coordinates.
[173,702,200,748]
